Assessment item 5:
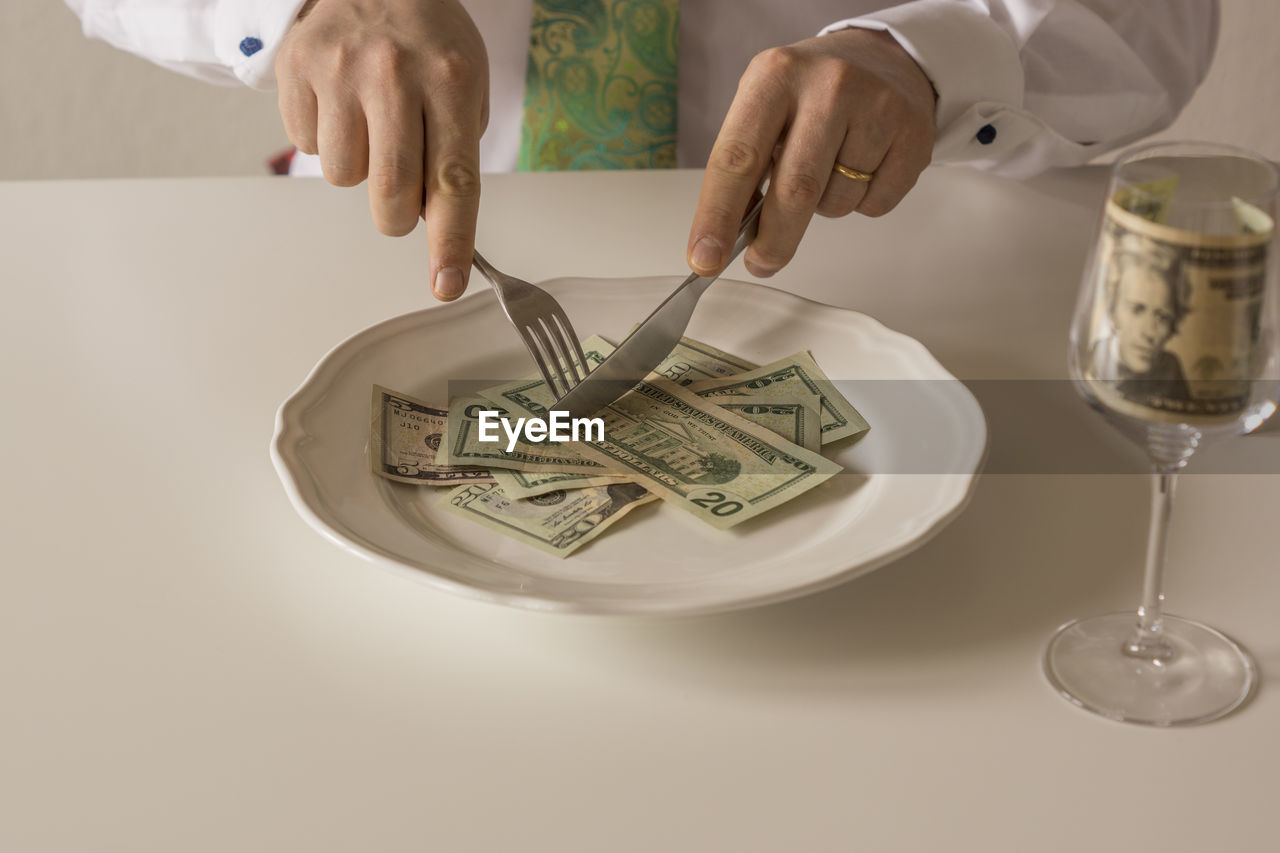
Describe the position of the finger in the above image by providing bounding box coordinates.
[743,105,847,278]
[277,75,319,155]
[854,139,928,219]
[423,96,483,302]
[687,51,791,276]
[816,115,892,219]
[365,88,425,237]
[316,89,369,188]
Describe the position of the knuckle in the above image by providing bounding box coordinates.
[433,158,481,198]
[279,114,317,153]
[275,43,306,75]
[430,232,474,265]
[747,46,800,82]
[709,138,763,178]
[823,58,861,94]
[328,40,357,77]
[857,194,898,218]
[870,86,903,119]
[289,132,318,156]
[323,161,365,187]
[431,50,478,90]
[751,242,794,271]
[816,196,858,219]
[370,159,418,198]
[773,172,824,212]
[365,39,409,84]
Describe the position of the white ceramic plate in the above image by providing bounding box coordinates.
[271,277,986,616]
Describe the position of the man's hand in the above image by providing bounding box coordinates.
[687,29,935,279]
[276,0,489,301]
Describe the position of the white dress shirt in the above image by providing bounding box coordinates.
[64,0,1219,177]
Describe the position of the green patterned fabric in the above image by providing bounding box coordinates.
[519,0,679,171]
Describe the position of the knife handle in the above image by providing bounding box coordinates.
[727,195,766,265]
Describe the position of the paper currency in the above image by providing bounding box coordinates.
[479,333,756,416]
[1082,193,1274,422]
[687,351,870,445]
[714,394,823,451]
[483,377,841,529]
[376,333,866,552]
[436,396,615,474]
[438,481,656,557]
[642,334,759,385]
[370,386,494,486]
[487,467,632,500]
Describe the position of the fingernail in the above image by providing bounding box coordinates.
[690,236,723,273]
[434,266,465,300]
[744,258,774,279]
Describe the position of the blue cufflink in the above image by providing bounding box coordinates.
[976,124,997,145]
[239,37,264,57]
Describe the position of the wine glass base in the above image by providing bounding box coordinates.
[1044,612,1257,726]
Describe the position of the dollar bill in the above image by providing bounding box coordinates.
[487,467,632,500]
[370,386,494,486]
[482,377,841,530]
[439,481,656,558]
[686,351,870,445]
[714,393,823,451]
[635,332,759,386]
[1113,176,1179,224]
[474,333,618,418]
[436,396,615,474]
[1082,191,1274,422]
[480,333,756,416]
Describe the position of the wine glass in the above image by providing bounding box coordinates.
[1046,141,1280,726]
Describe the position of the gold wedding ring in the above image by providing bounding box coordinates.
[832,162,874,182]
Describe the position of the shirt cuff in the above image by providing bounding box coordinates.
[820,1,1027,154]
[214,0,311,90]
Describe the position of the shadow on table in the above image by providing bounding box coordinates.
[532,378,1277,698]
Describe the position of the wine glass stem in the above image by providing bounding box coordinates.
[1126,470,1179,661]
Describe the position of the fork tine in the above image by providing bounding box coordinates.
[551,310,590,384]
[524,320,573,397]
[537,317,579,395]
[474,250,590,399]
[518,325,562,396]
[544,312,585,387]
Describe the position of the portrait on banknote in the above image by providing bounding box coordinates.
[1081,194,1272,422]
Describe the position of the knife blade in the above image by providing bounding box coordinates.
[552,196,765,419]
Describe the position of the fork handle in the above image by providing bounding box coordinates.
[471,250,500,285]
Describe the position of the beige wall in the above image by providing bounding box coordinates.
[2,0,1276,181]
[1,1,286,180]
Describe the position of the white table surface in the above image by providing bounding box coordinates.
[2,167,1277,852]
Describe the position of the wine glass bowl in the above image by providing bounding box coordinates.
[1046,141,1279,726]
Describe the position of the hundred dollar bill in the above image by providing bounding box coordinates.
[714,393,823,451]
[439,481,656,558]
[370,386,494,486]
[482,377,841,530]
[1082,190,1274,422]
[487,467,632,500]
[686,351,869,445]
[436,396,615,474]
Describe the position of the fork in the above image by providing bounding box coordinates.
[471,251,591,398]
